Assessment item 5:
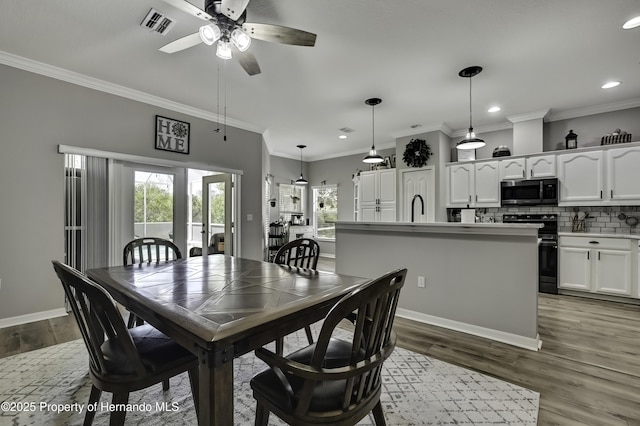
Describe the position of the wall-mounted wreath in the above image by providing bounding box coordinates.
[402,138,432,168]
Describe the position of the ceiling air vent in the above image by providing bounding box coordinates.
[140,9,176,36]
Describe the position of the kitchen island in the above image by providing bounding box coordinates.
[335,221,542,350]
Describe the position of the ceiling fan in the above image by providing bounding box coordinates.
[158,0,317,76]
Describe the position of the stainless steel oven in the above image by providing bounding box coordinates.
[503,214,558,294]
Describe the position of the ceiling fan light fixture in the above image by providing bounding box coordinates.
[216,40,232,60]
[230,28,251,52]
[623,16,640,29]
[199,24,221,45]
[457,66,486,150]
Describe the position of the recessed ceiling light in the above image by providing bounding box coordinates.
[623,16,640,29]
[488,106,501,113]
[339,135,347,139]
[601,81,621,89]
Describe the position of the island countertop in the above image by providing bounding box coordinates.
[336,221,541,237]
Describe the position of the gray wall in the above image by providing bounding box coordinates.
[0,64,265,321]
[447,107,640,161]
[544,107,640,151]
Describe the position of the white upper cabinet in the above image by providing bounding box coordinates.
[557,151,604,204]
[474,161,500,206]
[446,160,499,207]
[528,155,556,179]
[357,169,396,222]
[606,146,640,203]
[499,158,526,180]
[447,163,474,206]
[499,155,556,180]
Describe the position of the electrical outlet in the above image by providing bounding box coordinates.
[417,276,425,288]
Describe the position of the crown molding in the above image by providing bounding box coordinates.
[392,123,454,139]
[546,98,640,122]
[0,50,264,134]
[507,109,551,123]
[451,121,513,138]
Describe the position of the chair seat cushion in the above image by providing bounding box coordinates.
[101,324,195,375]
[251,337,361,412]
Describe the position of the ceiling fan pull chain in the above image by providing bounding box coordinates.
[215,60,221,134]
[223,59,228,142]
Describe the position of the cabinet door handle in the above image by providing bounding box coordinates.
[600,190,603,199]
[611,190,613,198]
[598,251,601,261]
[522,170,526,178]
[589,241,600,244]
[587,251,590,260]
[469,195,472,202]
[530,169,533,178]
[475,195,478,202]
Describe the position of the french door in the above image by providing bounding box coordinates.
[202,174,233,256]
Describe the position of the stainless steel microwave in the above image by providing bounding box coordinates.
[500,178,558,206]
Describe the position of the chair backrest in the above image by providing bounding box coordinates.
[272,238,320,269]
[51,261,147,378]
[297,268,407,418]
[210,233,225,254]
[123,237,182,266]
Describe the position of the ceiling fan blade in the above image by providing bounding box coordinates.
[159,32,203,53]
[220,0,251,21]
[233,47,261,76]
[161,0,213,21]
[242,23,317,46]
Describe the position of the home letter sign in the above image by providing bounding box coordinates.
[155,115,190,154]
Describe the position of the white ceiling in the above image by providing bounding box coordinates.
[1,0,639,161]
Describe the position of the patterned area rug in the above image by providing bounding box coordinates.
[0,327,539,425]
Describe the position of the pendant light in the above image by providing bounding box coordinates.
[295,144,308,185]
[362,98,384,164]
[456,66,486,150]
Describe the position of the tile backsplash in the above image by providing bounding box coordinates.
[476,206,640,234]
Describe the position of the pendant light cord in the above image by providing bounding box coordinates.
[371,103,375,149]
[469,77,473,130]
[223,59,227,142]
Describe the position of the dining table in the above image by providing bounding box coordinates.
[86,254,368,425]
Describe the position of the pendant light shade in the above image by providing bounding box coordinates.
[362,98,385,164]
[456,66,486,150]
[295,144,308,185]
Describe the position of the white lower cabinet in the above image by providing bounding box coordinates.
[559,236,633,297]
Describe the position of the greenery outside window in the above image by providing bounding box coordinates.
[313,185,337,240]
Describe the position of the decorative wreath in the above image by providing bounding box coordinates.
[402,138,432,168]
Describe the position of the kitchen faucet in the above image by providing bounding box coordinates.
[411,194,424,223]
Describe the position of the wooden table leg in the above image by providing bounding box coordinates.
[198,353,234,425]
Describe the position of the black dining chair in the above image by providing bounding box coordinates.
[51,261,199,426]
[271,238,321,353]
[273,237,320,269]
[123,237,182,328]
[250,268,407,426]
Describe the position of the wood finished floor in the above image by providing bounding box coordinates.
[1,258,639,425]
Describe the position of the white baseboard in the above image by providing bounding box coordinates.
[0,308,68,329]
[396,308,541,352]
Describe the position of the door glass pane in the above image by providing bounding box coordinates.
[207,181,226,252]
[134,171,174,240]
